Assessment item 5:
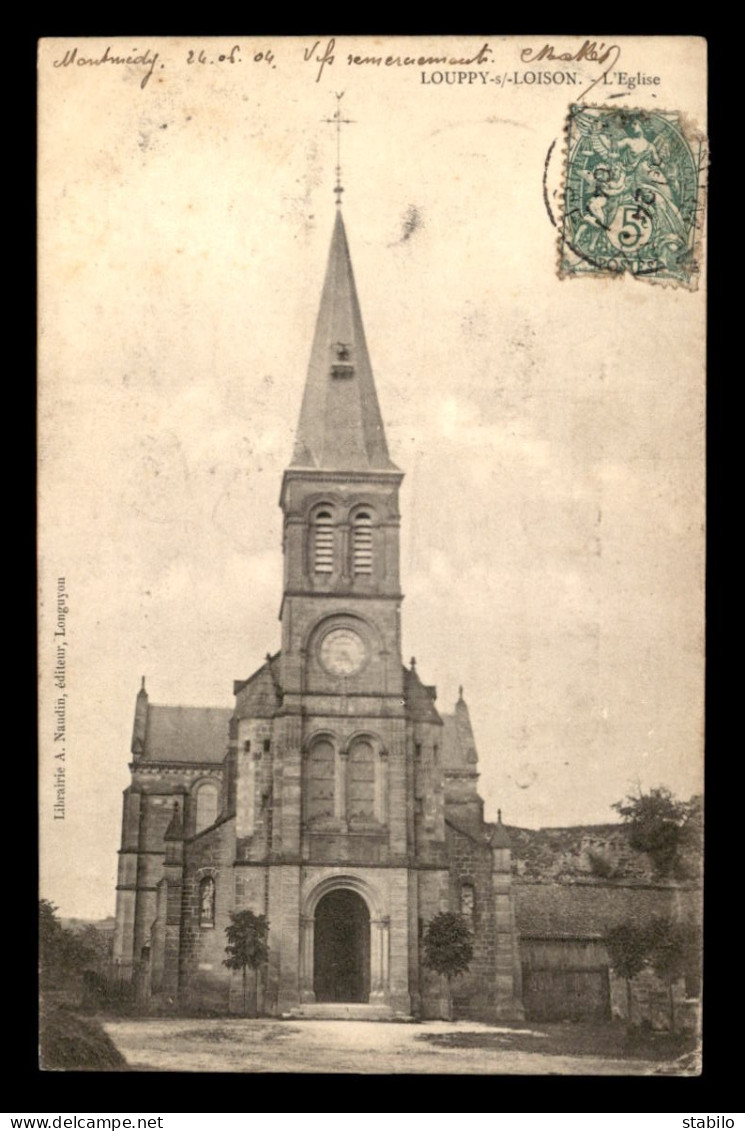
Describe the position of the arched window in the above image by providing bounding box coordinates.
[307,739,335,822]
[348,739,375,820]
[352,512,373,575]
[194,782,219,833]
[199,876,215,927]
[314,511,334,574]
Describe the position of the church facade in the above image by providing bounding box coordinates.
[112,204,525,1020]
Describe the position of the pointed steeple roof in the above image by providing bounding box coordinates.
[451,687,479,766]
[490,809,513,849]
[130,676,148,757]
[290,210,398,472]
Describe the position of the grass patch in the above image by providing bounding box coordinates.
[417,1021,698,1062]
[40,1005,129,1071]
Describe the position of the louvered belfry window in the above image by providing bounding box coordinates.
[353,512,373,575]
[314,511,334,573]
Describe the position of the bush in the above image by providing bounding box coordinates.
[422,912,474,1020]
[39,1005,129,1071]
[39,900,102,992]
[612,787,700,877]
[224,910,270,1016]
[587,851,614,878]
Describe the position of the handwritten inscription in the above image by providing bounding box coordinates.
[520,41,620,65]
[520,41,622,100]
[186,45,275,67]
[53,45,162,90]
[47,38,632,101]
[50,42,276,90]
[303,38,337,83]
[303,37,493,83]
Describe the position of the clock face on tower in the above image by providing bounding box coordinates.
[319,627,367,676]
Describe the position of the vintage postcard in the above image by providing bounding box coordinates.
[38,35,706,1074]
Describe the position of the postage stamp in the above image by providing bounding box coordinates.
[559,106,707,288]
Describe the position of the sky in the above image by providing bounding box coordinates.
[38,36,706,919]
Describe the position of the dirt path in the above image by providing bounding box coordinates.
[102,1018,658,1074]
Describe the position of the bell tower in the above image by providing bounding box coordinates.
[279,208,404,708]
[268,203,415,1016]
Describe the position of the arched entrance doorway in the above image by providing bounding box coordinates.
[313,888,370,1003]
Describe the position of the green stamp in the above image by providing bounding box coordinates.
[560,106,707,288]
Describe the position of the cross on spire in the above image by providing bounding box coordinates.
[322,92,355,206]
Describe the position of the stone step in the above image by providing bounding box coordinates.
[285,1002,405,1021]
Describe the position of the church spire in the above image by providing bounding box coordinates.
[289,209,398,473]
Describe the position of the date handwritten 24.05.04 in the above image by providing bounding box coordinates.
[186,45,275,67]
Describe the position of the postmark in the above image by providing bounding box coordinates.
[559,105,707,288]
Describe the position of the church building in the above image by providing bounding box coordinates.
[112,196,525,1020]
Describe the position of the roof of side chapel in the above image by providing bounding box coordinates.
[139,705,233,764]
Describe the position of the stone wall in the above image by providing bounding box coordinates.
[416,868,450,1018]
[179,816,238,1009]
[509,822,701,885]
[444,821,498,1020]
[514,878,699,936]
